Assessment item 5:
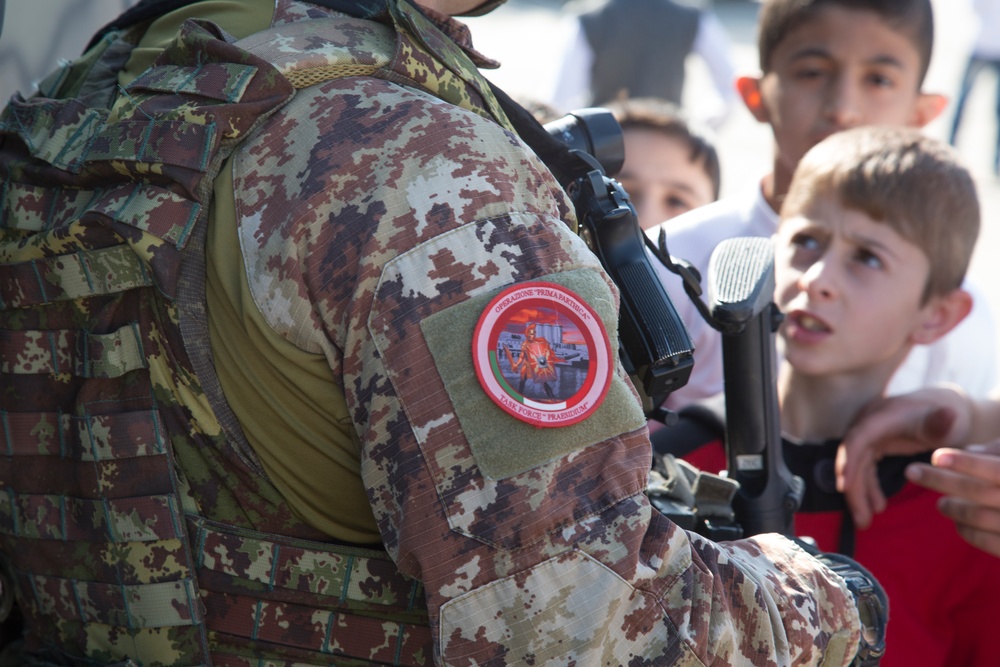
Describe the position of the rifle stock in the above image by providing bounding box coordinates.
[707,237,803,537]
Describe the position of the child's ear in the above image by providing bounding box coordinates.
[910,288,973,345]
[736,75,769,123]
[911,93,949,128]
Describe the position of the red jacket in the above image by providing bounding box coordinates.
[677,439,1000,667]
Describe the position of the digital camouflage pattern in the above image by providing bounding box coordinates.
[0,0,861,665]
[0,2,437,665]
[229,3,863,667]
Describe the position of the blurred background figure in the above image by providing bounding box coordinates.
[547,0,738,129]
[949,0,1000,175]
[605,97,721,230]
[8,0,1000,354]
[0,0,137,102]
[515,95,564,125]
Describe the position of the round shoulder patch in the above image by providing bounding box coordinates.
[472,282,614,428]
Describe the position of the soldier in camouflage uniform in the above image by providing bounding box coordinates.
[0,0,866,664]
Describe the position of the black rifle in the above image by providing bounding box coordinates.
[706,236,804,536]
[541,109,695,409]
[525,104,804,533]
[534,107,805,537]
[484,86,697,412]
[494,97,887,664]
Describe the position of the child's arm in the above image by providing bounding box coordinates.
[836,385,972,527]
[970,389,1000,443]
[836,385,1000,527]
[905,442,1000,558]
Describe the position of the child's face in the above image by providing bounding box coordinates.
[750,6,932,183]
[618,128,715,231]
[774,193,935,378]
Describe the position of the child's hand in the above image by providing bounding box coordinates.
[905,443,1000,558]
[835,387,971,529]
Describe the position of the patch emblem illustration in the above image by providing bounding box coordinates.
[473,282,613,427]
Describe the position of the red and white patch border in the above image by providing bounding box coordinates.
[472,281,613,428]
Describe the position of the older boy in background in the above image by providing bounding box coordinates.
[658,125,1000,666]
[651,0,998,411]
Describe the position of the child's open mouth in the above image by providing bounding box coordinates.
[794,312,831,333]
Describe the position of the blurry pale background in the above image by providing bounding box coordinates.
[470,0,1000,365]
[0,0,136,101]
[3,0,997,358]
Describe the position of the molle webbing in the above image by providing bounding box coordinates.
[192,519,429,666]
[0,18,297,666]
[0,14,431,666]
[0,325,146,378]
[0,179,201,309]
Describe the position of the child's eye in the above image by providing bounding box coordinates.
[866,72,895,89]
[793,67,826,81]
[855,248,884,269]
[666,195,692,211]
[790,232,820,251]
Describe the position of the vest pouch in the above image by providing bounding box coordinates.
[1,6,502,665]
[15,649,139,667]
[188,517,432,666]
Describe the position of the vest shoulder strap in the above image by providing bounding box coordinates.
[236,16,396,89]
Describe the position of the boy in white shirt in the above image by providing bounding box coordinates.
[650,0,997,411]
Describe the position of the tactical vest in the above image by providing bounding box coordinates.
[0,3,508,664]
[580,0,699,106]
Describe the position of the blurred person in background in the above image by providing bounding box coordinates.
[548,0,738,129]
[948,0,1000,174]
[606,97,721,230]
[0,0,137,101]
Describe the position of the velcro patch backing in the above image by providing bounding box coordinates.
[421,269,647,480]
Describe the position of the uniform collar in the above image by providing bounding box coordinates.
[407,3,499,68]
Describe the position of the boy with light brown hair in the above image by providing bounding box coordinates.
[776,125,1000,667]
[666,125,1000,666]
[775,123,976,489]
[650,0,998,412]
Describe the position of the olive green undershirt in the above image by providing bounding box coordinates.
[119,0,274,85]
[206,165,379,543]
[121,1,381,543]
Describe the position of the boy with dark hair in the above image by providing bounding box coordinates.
[757,0,934,87]
[605,97,721,230]
[659,125,1000,667]
[651,0,998,411]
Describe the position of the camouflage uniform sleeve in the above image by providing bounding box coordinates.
[231,76,861,665]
